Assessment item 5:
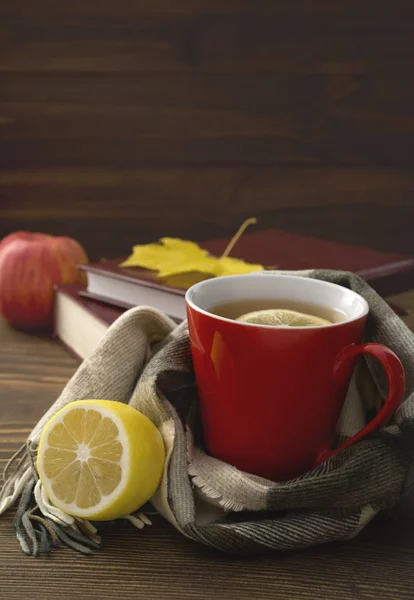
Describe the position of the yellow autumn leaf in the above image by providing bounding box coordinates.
[120,236,263,289]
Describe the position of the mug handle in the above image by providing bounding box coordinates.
[316,342,405,465]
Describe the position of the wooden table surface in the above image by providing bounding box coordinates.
[1,298,414,600]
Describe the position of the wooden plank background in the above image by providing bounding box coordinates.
[1,0,413,259]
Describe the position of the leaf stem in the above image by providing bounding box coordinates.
[220,217,257,258]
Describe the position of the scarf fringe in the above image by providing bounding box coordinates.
[6,473,101,556]
[186,426,250,513]
[188,464,248,513]
[126,512,153,529]
[34,480,75,528]
[2,444,27,482]
[0,465,32,515]
[0,443,30,511]
[0,445,152,555]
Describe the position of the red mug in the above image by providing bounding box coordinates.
[186,273,405,481]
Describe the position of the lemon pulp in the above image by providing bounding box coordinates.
[37,399,165,521]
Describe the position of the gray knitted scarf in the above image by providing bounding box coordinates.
[1,270,413,556]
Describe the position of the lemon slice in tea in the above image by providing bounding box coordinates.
[236,309,331,327]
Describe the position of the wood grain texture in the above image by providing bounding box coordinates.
[1,310,414,599]
[1,1,413,263]
[1,2,413,74]
[1,71,414,167]
[1,73,413,167]
[1,167,414,259]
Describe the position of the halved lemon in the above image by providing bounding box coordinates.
[37,400,165,521]
[236,309,331,327]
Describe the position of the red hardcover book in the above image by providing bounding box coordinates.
[78,228,414,318]
[201,229,414,297]
[54,284,126,361]
[78,262,187,319]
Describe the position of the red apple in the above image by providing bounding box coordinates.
[0,231,88,329]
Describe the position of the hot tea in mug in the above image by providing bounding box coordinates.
[186,274,405,481]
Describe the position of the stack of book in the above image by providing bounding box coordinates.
[54,228,414,361]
